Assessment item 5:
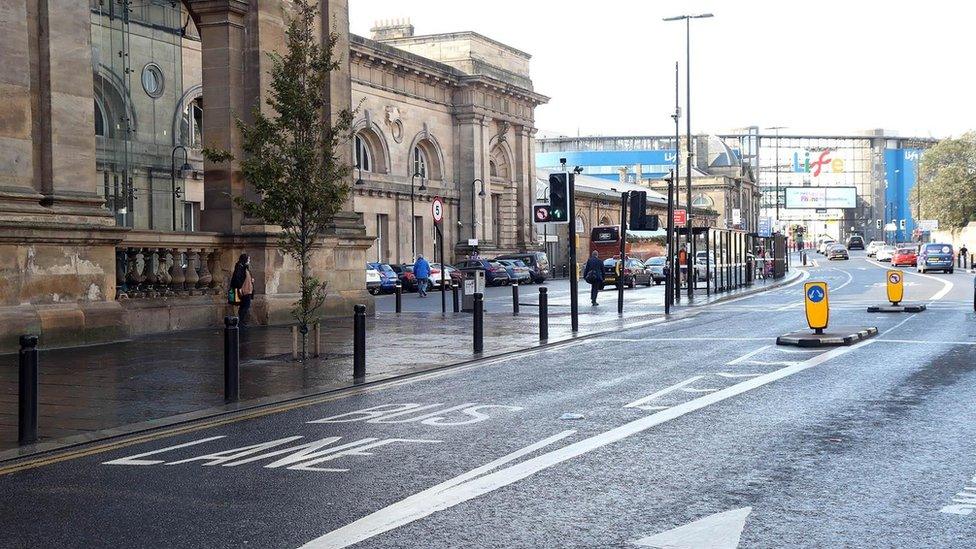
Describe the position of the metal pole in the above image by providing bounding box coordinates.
[438,226,446,314]
[539,287,549,341]
[354,304,366,381]
[618,191,628,315]
[18,334,38,445]
[685,17,694,299]
[665,170,674,314]
[670,59,680,312]
[410,174,416,260]
[223,316,239,402]
[512,283,520,315]
[568,173,579,332]
[473,292,484,352]
[775,128,780,224]
[395,282,402,313]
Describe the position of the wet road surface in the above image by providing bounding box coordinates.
[2,252,975,548]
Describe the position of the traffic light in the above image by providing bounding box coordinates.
[548,173,570,223]
[876,219,882,229]
[628,191,646,229]
[899,219,906,230]
[645,214,660,231]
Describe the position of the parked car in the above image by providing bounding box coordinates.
[817,239,836,254]
[847,235,865,250]
[891,247,917,267]
[643,256,667,284]
[917,243,954,274]
[495,252,551,283]
[826,243,850,260]
[430,263,463,288]
[389,263,418,292]
[365,264,382,294]
[876,245,897,262]
[496,259,532,284]
[367,262,398,294]
[602,258,652,289]
[454,259,511,286]
[866,240,884,257]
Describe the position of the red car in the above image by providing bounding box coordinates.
[891,247,917,267]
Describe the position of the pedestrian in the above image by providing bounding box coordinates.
[230,253,254,327]
[960,244,968,268]
[583,250,604,306]
[414,254,431,297]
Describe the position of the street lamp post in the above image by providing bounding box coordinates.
[664,12,713,299]
[411,172,427,260]
[170,146,192,231]
[471,178,486,240]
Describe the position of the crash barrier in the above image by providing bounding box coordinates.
[539,287,549,341]
[223,317,240,402]
[18,335,38,445]
[354,304,366,382]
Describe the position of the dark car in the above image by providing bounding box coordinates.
[847,235,865,250]
[496,259,532,284]
[389,263,419,292]
[495,252,550,283]
[643,256,667,284]
[601,258,652,289]
[918,243,954,274]
[367,262,399,294]
[454,259,511,286]
[826,243,850,260]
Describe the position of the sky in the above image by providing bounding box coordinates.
[349,0,975,139]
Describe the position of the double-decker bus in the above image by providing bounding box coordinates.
[589,225,665,260]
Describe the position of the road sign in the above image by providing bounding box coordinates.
[673,209,687,225]
[533,203,553,224]
[884,222,897,231]
[886,269,904,305]
[804,281,829,332]
[758,217,772,237]
[431,196,444,225]
[919,219,939,231]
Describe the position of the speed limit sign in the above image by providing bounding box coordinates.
[431,196,444,225]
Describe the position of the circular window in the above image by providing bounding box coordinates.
[141,63,164,98]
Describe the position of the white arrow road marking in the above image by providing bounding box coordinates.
[298,340,873,549]
[632,507,753,548]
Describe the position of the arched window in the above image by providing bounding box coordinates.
[413,146,428,178]
[489,160,498,178]
[180,97,203,148]
[692,194,714,208]
[94,98,107,137]
[600,216,612,226]
[354,134,371,172]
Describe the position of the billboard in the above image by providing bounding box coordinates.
[784,187,856,209]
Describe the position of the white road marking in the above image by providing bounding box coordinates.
[831,268,855,292]
[741,360,800,367]
[601,337,771,343]
[876,339,976,346]
[866,259,954,301]
[299,338,874,549]
[632,506,752,549]
[725,345,771,365]
[715,372,763,379]
[624,377,704,409]
[102,436,226,466]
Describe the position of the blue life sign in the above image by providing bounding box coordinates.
[806,285,825,303]
[758,217,772,237]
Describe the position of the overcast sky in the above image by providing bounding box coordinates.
[350,1,974,139]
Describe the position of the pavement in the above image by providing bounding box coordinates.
[0,270,788,455]
[4,252,976,547]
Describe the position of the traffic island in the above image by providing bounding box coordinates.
[866,303,927,313]
[776,326,879,347]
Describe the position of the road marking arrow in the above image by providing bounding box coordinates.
[633,507,752,548]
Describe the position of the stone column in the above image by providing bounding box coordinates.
[455,113,489,246]
[190,0,250,233]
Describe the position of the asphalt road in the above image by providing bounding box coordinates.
[3,251,976,548]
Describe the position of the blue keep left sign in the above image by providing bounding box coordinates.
[806,285,825,303]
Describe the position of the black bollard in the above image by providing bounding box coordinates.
[539,287,549,341]
[223,316,240,402]
[394,283,402,313]
[354,304,366,382]
[473,292,484,353]
[512,283,520,315]
[18,334,38,445]
[973,276,976,312]
[452,283,460,313]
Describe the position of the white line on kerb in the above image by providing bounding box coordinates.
[298,337,875,549]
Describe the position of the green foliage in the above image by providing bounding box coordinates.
[912,132,976,230]
[204,0,355,358]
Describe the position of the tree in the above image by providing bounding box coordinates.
[912,132,976,231]
[206,0,354,359]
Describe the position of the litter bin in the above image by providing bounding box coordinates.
[461,269,486,312]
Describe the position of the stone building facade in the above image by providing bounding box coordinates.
[0,2,545,353]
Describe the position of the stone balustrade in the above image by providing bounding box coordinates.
[115,231,229,300]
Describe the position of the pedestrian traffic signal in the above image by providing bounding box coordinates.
[548,173,570,223]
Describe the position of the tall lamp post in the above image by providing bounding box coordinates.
[411,172,427,260]
[471,178,486,240]
[170,145,192,231]
[664,12,713,298]
[765,126,786,230]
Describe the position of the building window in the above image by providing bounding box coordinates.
[183,202,200,232]
[413,216,425,257]
[141,63,164,98]
[376,214,390,262]
[492,194,502,243]
[692,194,714,208]
[181,97,203,148]
[355,134,371,172]
[575,215,585,234]
[413,146,428,178]
[489,160,498,178]
[94,99,107,137]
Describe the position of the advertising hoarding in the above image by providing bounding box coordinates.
[784,187,857,209]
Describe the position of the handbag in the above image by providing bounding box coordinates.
[227,288,241,305]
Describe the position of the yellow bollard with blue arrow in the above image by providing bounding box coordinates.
[777,280,878,347]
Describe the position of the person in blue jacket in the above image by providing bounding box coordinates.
[414,254,431,297]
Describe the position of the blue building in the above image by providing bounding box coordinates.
[884,148,923,242]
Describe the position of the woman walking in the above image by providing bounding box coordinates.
[230,253,254,326]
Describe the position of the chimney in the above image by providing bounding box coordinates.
[370,18,415,41]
